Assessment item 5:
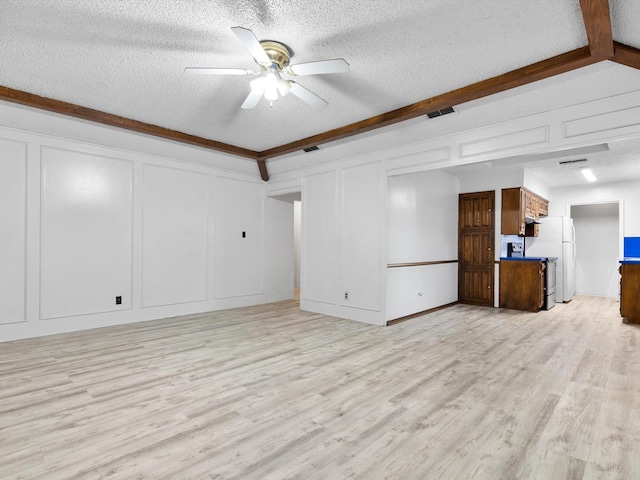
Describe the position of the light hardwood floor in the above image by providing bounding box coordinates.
[1,295,638,479]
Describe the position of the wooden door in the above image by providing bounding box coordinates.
[459,191,495,306]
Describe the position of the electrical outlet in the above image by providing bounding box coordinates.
[115,296,122,305]
[344,291,349,300]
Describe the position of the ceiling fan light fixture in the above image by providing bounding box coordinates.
[264,72,279,101]
[278,78,291,97]
[186,27,348,110]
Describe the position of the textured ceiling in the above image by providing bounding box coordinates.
[1,0,640,186]
[1,0,587,152]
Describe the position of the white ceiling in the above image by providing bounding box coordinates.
[1,1,640,185]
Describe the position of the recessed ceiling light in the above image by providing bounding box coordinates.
[580,167,597,182]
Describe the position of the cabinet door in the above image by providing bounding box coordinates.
[499,260,543,312]
[459,192,494,229]
[620,264,640,323]
[501,188,523,235]
[459,267,494,306]
[460,231,493,264]
[539,263,545,308]
[539,199,549,217]
[524,191,533,215]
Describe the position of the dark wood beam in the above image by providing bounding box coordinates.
[613,42,640,70]
[0,86,259,161]
[256,158,269,181]
[579,0,614,58]
[1,41,614,181]
[259,47,599,159]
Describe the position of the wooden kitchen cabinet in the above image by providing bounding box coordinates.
[499,259,545,312]
[538,198,549,217]
[501,187,549,237]
[620,263,640,324]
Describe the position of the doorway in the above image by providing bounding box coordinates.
[570,202,621,299]
[267,191,301,304]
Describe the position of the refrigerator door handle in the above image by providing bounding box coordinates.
[571,222,577,266]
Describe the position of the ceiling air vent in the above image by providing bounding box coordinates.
[558,158,588,165]
[303,145,320,152]
[426,106,455,119]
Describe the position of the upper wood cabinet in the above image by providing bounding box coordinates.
[501,187,549,237]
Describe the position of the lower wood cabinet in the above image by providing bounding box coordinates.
[620,263,640,324]
[499,260,545,312]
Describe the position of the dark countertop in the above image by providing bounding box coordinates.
[500,257,550,262]
[620,257,640,265]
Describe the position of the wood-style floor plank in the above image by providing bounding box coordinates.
[0,295,638,479]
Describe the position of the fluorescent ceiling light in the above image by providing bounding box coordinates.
[581,167,597,182]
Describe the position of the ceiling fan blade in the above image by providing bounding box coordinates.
[289,82,328,110]
[241,77,265,109]
[184,67,256,75]
[287,59,349,76]
[231,26,271,66]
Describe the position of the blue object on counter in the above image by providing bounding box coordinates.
[624,237,640,257]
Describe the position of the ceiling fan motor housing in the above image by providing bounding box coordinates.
[259,41,292,70]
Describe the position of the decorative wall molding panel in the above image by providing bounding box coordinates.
[563,105,640,139]
[39,147,134,320]
[0,137,28,325]
[0,125,275,342]
[459,126,550,160]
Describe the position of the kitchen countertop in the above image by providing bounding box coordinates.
[620,257,640,264]
[500,257,555,262]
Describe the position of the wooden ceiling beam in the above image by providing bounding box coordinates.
[0,86,259,161]
[256,158,269,181]
[613,42,640,70]
[579,0,614,59]
[258,47,599,160]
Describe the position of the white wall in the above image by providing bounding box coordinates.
[546,179,640,300]
[572,203,620,297]
[386,169,459,320]
[142,164,208,307]
[341,162,383,312]
[302,170,337,306]
[213,176,265,299]
[0,109,281,342]
[0,138,27,325]
[297,160,386,325]
[548,179,640,236]
[40,147,134,318]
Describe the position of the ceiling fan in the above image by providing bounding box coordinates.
[184,27,349,110]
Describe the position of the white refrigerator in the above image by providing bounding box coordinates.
[525,216,576,302]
